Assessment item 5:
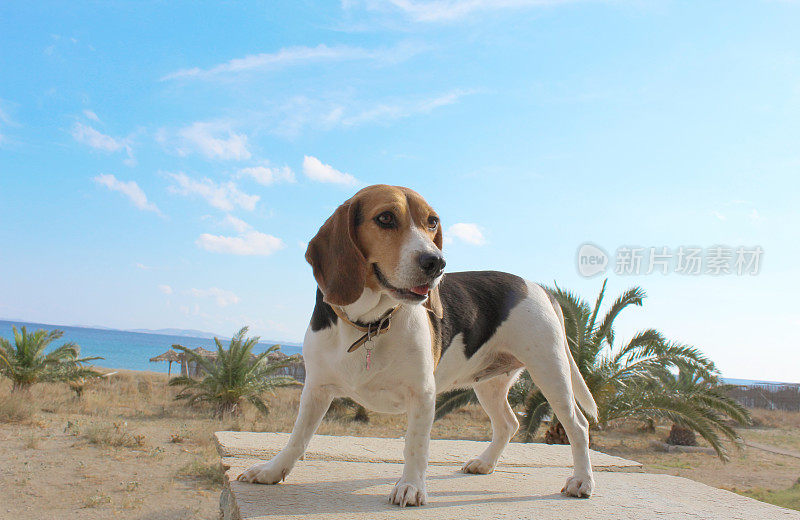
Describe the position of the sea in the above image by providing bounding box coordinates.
[0,319,302,373]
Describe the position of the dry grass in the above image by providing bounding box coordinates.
[82,422,147,448]
[0,393,37,423]
[1,372,799,517]
[733,479,800,511]
[176,446,227,489]
[748,409,800,429]
[82,494,112,508]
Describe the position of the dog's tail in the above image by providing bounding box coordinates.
[547,289,598,423]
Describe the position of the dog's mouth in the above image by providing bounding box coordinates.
[372,264,429,302]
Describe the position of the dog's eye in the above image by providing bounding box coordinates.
[375,211,396,229]
[427,216,439,231]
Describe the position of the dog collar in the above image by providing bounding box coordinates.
[331,305,400,353]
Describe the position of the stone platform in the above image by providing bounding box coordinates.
[216,432,800,520]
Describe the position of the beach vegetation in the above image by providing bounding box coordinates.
[176,447,226,489]
[169,326,300,417]
[0,326,102,392]
[0,394,36,423]
[80,421,147,448]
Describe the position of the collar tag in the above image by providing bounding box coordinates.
[334,305,400,353]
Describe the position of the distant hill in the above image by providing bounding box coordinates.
[129,327,302,347]
[129,327,222,340]
[724,377,800,387]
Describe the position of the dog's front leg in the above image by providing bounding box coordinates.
[238,384,332,484]
[389,387,435,507]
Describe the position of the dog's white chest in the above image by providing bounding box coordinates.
[304,308,435,415]
[335,339,423,413]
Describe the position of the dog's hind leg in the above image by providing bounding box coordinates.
[237,384,332,484]
[462,370,522,474]
[516,329,594,497]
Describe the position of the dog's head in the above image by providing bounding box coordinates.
[305,184,444,317]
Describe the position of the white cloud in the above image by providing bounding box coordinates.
[162,43,422,81]
[169,121,251,161]
[72,122,123,151]
[352,0,574,22]
[270,90,474,136]
[197,230,286,256]
[239,164,295,185]
[93,174,161,214]
[198,215,285,257]
[71,122,135,165]
[190,287,240,307]
[167,172,259,211]
[83,109,100,122]
[0,106,11,125]
[302,156,358,185]
[342,90,472,125]
[445,222,486,245]
[71,122,124,151]
[222,214,252,234]
[158,284,173,295]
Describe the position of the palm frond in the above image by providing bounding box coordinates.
[434,388,478,420]
[586,278,608,341]
[519,391,550,442]
[246,395,271,416]
[594,286,646,346]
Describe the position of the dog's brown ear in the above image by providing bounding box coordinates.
[305,201,366,306]
[423,285,443,319]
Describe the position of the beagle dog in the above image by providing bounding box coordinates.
[238,184,597,506]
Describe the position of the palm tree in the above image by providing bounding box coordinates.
[0,326,101,392]
[634,366,750,456]
[169,326,300,417]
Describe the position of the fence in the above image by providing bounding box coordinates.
[727,383,800,411]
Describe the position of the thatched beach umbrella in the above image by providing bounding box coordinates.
[267,350,288,362]
[180,346,218,377]
[149,349,181,376]
[191,346,217,358]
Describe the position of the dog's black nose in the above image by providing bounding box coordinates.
[418,252,446,277]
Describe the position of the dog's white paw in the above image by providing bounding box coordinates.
[237,460,292,485]
[561,474,593,498]
[461,457,495,474]
[388,478,427,507]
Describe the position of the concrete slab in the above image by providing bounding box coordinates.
[215,431,641,469]
[220,459,800,520]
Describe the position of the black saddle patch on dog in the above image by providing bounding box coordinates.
[310,288,338,331]
[435,271,528,359]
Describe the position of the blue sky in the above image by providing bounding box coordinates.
[1,1,799,382]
